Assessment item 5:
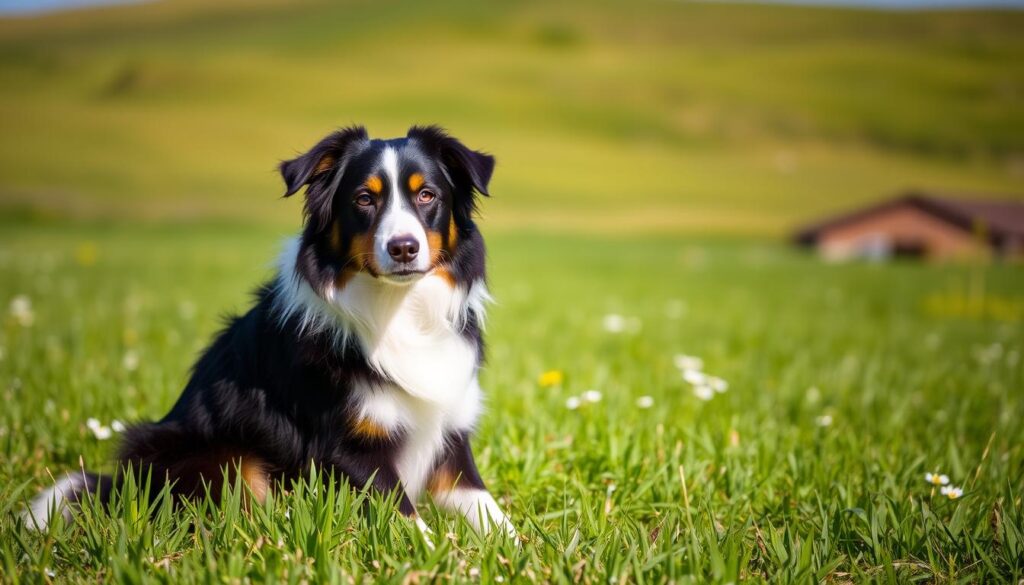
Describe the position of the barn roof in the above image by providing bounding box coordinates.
[794,191,1024,245]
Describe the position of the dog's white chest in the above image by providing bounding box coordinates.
[273,233,493,503]
[331,273,479,404]
[338,272,485,499]
[351,379,483,500]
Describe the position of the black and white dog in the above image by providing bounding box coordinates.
[25,125,516,541]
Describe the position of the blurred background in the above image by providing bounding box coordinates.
[0,0,1021,235]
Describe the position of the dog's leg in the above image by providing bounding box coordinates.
[118,424,271,505]
[428,432,517,541]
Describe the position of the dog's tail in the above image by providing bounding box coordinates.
[22,470,115,531]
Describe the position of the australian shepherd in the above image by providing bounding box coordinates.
[25,125,517,542]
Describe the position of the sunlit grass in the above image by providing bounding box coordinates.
[1,222,1022,582]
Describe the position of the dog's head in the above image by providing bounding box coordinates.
[281,126,493,287]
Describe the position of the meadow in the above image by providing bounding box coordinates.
[1,221,1022,582]
[2,0,1024,582]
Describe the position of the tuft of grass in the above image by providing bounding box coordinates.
[1,221,1022,582]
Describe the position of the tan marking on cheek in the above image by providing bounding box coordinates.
[434,266,457,287]
[408,173,425,192]
[352,417,390,440]
[315,154,336,175]
[349,232,369,261]
[447,217,458,249]
[427,230,456,286]
[428,466,456,494]
[330,221,344,254]
[364,175,383,194]
[348,232,380,276]
[427,231,444,265]
[332,221,358,290]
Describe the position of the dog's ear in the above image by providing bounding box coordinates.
[407,125,495,198]
[280,126,369,229]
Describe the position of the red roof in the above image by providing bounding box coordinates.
[795,191,1024,246]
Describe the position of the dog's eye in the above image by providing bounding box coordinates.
[355,193,374,207]
[417,190,436,204]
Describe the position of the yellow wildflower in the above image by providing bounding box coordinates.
[538,370,564,387]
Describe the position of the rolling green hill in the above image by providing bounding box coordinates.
[1,0,1022,234]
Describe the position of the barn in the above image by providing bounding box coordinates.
[794,192,1024,261]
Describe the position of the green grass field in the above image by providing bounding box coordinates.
[1,222,1022,582]
[2,0,1024,582]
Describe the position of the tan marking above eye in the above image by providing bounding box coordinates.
[364,176,383,194]
[408,173,425,192]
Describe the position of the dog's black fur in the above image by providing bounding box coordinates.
[26,126,502,529]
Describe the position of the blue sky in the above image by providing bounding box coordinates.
[1,0,1022,16]
[0,0,146,16]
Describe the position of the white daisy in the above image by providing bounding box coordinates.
[940,485,963,499]
[565,396,582,410]
[603,314,641,333]
[602,314,626,333]
[925,472,950,486]
[636,396,654,409]
[9,295,34,327]
[122,350,139,372]
[111,420,126,433]
[582,389,602,403]
[707,376,728,393]
[693,385,714,401]
[87,419,112,440]
[673,354,703,372]
[815,414,833,427]
[682,369,707,385]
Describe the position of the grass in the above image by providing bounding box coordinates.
[0,0,1023,233]
[2,0,1024,581]
[1,220,1022,582]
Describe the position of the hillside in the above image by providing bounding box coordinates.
[1,0,1022,233]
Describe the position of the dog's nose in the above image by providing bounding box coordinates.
[387,236,419,263]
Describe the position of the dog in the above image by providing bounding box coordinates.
[24,125,517,542]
